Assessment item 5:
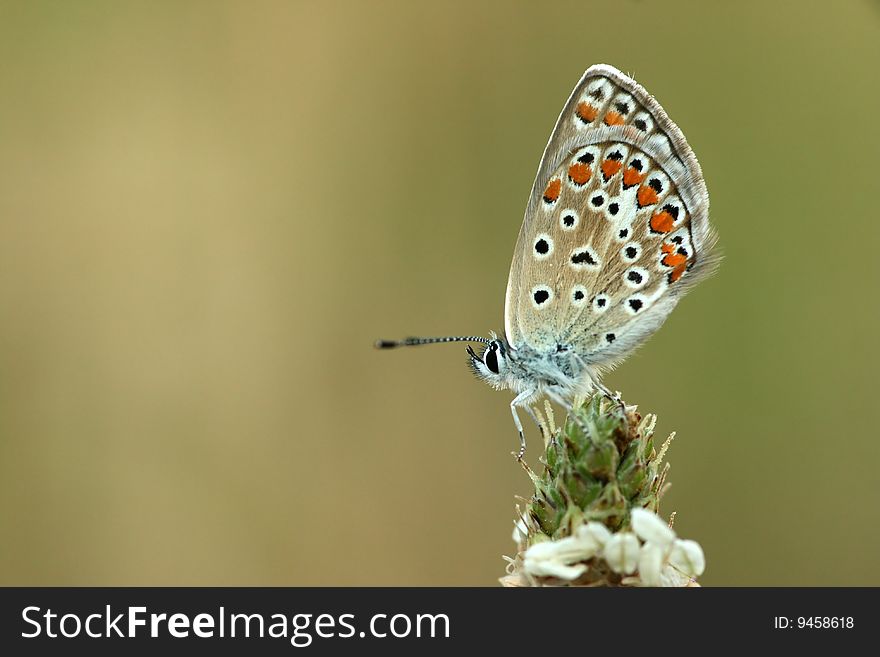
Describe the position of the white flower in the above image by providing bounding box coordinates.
[523,559,587,580]
[522,540,557,561]
[523,537,591,581]
[521,526,609,581]
[525,534,599,565]
[518,512,706,586]
[576,521,611,549]
[631,508,676,547]
[512,517,529,544]
[638,542,666,586]
[603,533,640,574]
[659,564,692,587]
[668,539,705,577]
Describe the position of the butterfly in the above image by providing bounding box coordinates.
[377,64,717,459]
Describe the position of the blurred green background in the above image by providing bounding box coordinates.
[1,0,878,586]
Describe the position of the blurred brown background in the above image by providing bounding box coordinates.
[1,1,878,586]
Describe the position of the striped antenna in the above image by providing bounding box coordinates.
[375,335,490,349]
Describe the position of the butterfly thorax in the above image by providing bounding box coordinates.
[469,336,597,404]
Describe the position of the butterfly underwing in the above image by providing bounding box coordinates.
[378,64,718,457]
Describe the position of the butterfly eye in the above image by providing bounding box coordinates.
[484,343,501,374]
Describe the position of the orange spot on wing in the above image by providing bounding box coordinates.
[661,242,674,254]
[650,210,675,233]
[662,252,688,268]
[669,263,687,283]
[568,162,592,185]
[604,110,625,126]
[637,185,659,207]
[576,102,598,123]
[601,159,623,180]
[543,178,561,203]
[623,167,645,188]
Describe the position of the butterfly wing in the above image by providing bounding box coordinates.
[504,64,716,367]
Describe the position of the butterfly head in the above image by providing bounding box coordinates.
[466,337,510,387]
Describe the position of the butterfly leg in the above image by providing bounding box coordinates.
[510,389,536,461]
[523,405,547,445]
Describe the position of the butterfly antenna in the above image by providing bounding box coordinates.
[375,335,490,349]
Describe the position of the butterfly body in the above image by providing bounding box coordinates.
[469,336,596,403]
[379,64,716,456]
